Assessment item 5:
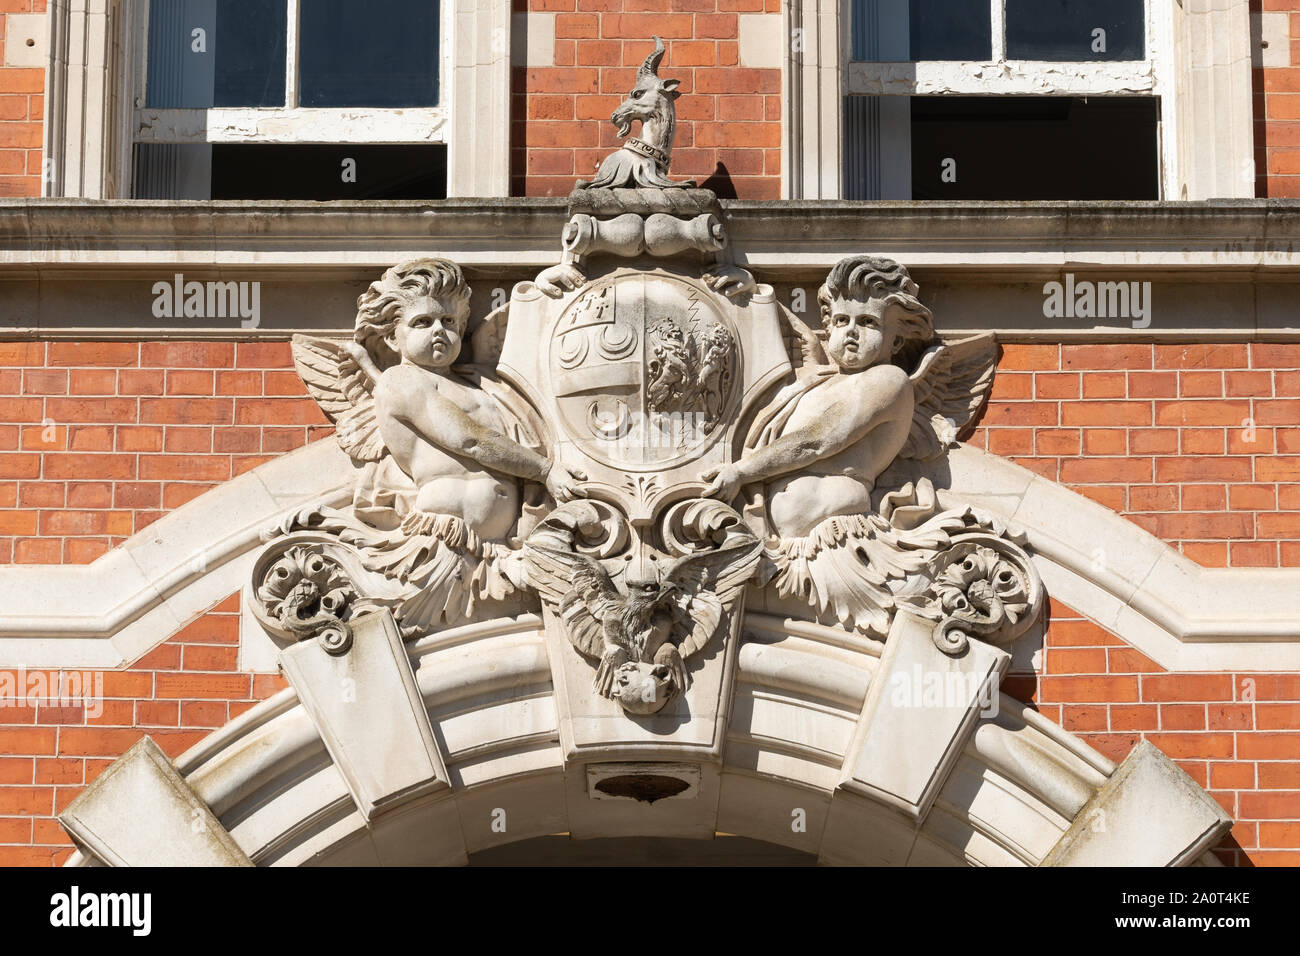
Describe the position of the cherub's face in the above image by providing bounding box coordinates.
[388,294,468,370]
[823,295,897,371]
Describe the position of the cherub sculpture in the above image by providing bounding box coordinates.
[700,256,998,635]
[282,258,587,632]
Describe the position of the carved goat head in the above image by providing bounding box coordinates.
[610,36,681,148]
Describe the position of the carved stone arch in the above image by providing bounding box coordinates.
[61,609,1228,867]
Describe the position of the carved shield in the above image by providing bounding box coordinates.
[499,268,791,521]
[551,273,737,469]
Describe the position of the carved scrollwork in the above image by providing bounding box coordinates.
[251,542,361,654]
[899,534,1043,657]
[251,506,529,646]
[762,478,1044,656]
[250,112,1047,730]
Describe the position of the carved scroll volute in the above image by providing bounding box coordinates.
[248,537,373,656]
[900,535,1044,657]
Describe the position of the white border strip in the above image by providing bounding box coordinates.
[0,440,353,668]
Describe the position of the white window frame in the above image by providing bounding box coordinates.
[783,0,1255,201]
[44,0,511,198]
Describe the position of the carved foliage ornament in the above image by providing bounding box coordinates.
[247,49,1043,718]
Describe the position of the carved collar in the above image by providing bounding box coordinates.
[625,137,669,169]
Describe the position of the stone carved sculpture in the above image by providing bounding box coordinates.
[250,259,581,643]
[524,499,761,714]
[254,545,356,654]
[686,256,1042,648]
[581,36,692,191]
[247,51,1043,719]
[535,36,753,303]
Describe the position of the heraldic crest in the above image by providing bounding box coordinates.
[246,39,1043,730]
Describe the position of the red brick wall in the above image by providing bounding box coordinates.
[1004,600,1299,867]
[0,593,286,866]
[511,0,782,198]
[0,0,45,198]
[0,341,331,564]
[969,343,1300,568]
[3,339,1297,567]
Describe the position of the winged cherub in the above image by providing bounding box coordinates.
[697,256,996,634]
[294,258,586,544]
[701,256,933,534]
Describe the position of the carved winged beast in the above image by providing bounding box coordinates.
[524,500,762,715]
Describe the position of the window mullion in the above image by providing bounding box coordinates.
[990,0,1006,62]
[285,0,301,109]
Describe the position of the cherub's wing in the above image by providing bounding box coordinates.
[523,502,624,659]
[660,511,764,659]
[899,332,996,461]
[291,334,386,462]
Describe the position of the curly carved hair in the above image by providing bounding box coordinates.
[354,258,471,362]
[816,256,934,361]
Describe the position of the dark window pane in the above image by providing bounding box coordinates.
[1006,0,1145,61]
[299,0,440,108]
[134,144,447,199]
[146,0,285,108]
[908,96,1159,199]
[851,0,991,62]
[910,0,991,60]
[133,143,213,199]
[214,0,287,106]
[211,145,447,199]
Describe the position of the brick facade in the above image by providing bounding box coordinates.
[1007,600,1300,868]
[0,593,286,866]
[1254,0,1300,197]
[0,0,45,199]
[0,4,1296,869]
[511,0,783,198]
[969,343,1300,568]
[0,342,331,565]
[3,339,1297,570]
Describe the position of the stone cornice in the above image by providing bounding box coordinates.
[4,199,1300,274]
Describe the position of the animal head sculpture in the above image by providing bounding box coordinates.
[582,36,695,190]
[611,37,681,141]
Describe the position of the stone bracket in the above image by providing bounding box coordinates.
[1042,739,1234,867]
[60,737,252,867]
[838,609,1011,823]
[280,608,450,822]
